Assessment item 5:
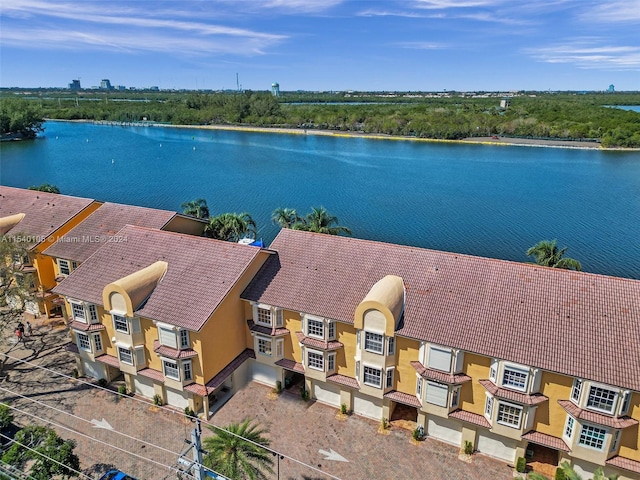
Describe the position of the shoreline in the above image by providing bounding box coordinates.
[48,119,638,151]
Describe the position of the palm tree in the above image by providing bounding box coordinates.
[293,206,352,236]
[181,198,210,219]
[271,207,302,229]
[202,419,274,480]
[527,461,618,480]
[526,240,582,271]
[204,212,257,242]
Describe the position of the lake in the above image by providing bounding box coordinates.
[1,121,639,279]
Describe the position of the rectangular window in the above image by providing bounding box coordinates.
[179,329,189,349]
[76,332,91,351]
[256,307,271,326]
[71,302,86,322]
[327,353,335,372]
[387,337,395,355]
[257,337,272,356]
[611,430,620,452]
[497,402,523,428]
[355,361,360,379]
[163,360,180,380]
[451,387,461,408]
[183,361,193,381]
[485,395,494,417]
[328,321,336,340]
[502,366,529,391]
[386,368,394,388]
[364,332,384,354]
[489,359,498,382]
[572,379,582,403]
[118,346,133,365]
[428,346,452,372]
[564,416,575,439]
[578,424,607,450]
[275,339,284,358]
[93,333,103,352]
[113,314,129,334]
[58,259,70,276]
[425,382,449,407]
[620,391,631,415]
[416,375,422,398]
[134,346,145,367]
[274,309,283,327]
[587,386,617,413]
[363,366,382,388]
[159,327,177,348]
[71,261,78,270]
[307,319,324,338]
[88,304,98,324]
[308,351,324,370]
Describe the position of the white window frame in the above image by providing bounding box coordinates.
[88,304,99,324]
[610,430,621,452]
[363,365,382,388]
[134,345,145,367]
[118,346,133,365]
[58,259,71,276]
[425,381,449,407]
[586,384,618,414]
[179,329,190,349]
[485,394,494,419]
[255,305,272,327]
[70,301,86,322]
[274,309,283,328]
[183,360,193,381]
[159,326,177,349]
[275,338,284,359]
[257,336,272,356]
[307,318,324,339]
[578,424,607,451]
[364,331,384,354]
[619,391,631,416]
[571,378,583,403]
[93,333,103,353]
[428,345,452,372]
[113,314,129,334]
[489,358,498,382]
[327,321,336,340]
[496,401,523,429]
[386,367,394,388]
[416,375,422,399]
[163,359,180,381]
[564,415,575,440]
[355,360,360,380]
[501,365,529,392]
[307,350,324,371]
[327,352,335,372]
[387,337,395,355]
[76,332,91,351]
[451,386,461,408]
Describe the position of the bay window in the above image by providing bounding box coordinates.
[501,365,528,391]
[363,366,382,388]
[578,424,607,450]
[76,332,91,351]
[364,332,384,354]
[497,402,523,428]
[307,350,324,371]
[586,385,617,414]
[163,360,180,380]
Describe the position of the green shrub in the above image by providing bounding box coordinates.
[412,426,424,441]
[97,378,108,387]
[72,368,79,379]
[275,381,282,394]
[153,394,163,406]
[184,406,196,419]
[117,385,127,395]
[0,404,13,429]
[300,387,309,401]
[463,440,474,455]
[554,468,567,480]
[340,403,348,415]
[380,417,389,430]
[516,457,526,473]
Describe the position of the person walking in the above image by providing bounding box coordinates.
[25,321,32,336]
[15,327,23,344]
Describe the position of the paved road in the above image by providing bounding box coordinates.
[0,316,515,480]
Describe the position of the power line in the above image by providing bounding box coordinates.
[0,458,39,480]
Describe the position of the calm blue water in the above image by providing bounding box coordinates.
[1,121,639,279]
[606,105,640,112]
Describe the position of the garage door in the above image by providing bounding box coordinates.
[252,363,278,386]
[166,388,190,410]
[134,376,156,399]
[82,359,103,380]
[477,431,516,463]
[353,394,382,420]
[427,416,462,446]
[313,383,340,407]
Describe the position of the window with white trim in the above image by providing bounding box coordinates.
[425,381,449,407]
[93,333,103,352]
[275,339,284,358]
[428,346,452,372]
[564,415,575,439]
[163,360,180,380]
[610,430,621,452]
[489,359,498,382]
[76,332,91,351]
[88,304,98,323]
[257,337,272,356]
[328,321,336,340]
[619,391,631,415]
[363,366,382,388]
[586,386,617,414]
[578,424,607,450]
[355,360,360,379]
[327,353,335,372]
[308,350,324,371]
[501,366,529,392]
[386,368,394,388]
[183,360,193,381]
[451,386,461,408]
[134,346,145,366]
[416,375,422,398]
[256,307,271,326]
[118,346,133,365]
[58,259,70,276]
[364,332,384,354]
[71,261,78,270]
[71,302,86,322]
[387,337,395,355]
[179,329,190,349]
[497,402,523,428]
[571,379,582,403]
[275,309,283,327]
[159,326,177,348]
[113,314,129,334]
[485,395,494,418]
[307,319,324,339]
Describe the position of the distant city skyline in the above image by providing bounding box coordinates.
[1,0,639,92]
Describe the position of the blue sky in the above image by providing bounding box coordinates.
[1,0,639,91]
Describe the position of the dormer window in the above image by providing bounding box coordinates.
[71,302,86,321]
[303,315,336,341]
[159,325,178,348]
[586,385,617,414]
[254,304,283,327]
[58,259,71,276]
[307,318,324,338]
[428,345,452,372]
[70,301,99,324]
[501,365,529,392]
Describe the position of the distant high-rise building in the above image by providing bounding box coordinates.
[68,79,81,90]
[100,79,113,90]
[271,82,280,97]
[608,84,615,93]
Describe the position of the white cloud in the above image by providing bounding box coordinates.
[526,40,640,70]
[580,0,640,23]
[396,41,448,50]
[413,0,504,9]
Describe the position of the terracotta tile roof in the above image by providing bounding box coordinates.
[153,341,198,359]
[0,186,94,248]
[205,349,255,391]
[95,353,120,368]
[44,202,177,262]
[242,229,640,391]
[606,456,640,474]
[64,342,79,354]
[411,361,472,385]
[69,321,105,332]
[275,358,305,373]
[295,331,343,350]
[521,431,570,452]
[558,400,638,429]
[327,373,360,389]
[184,383,208,397]
[449,409,491,429]
[53,225,263,331]
[137,367,165,382]
[479,379,548,406]
[247,320,290,337]
[384,390,422,408]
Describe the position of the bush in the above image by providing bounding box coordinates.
[340,403,348,415]
[380,417,389,430]
[0,404,13,429]
[72,368,79,379]
[463,440,474,455]
[412,425,424,441]
[554,468,567,480]
[275,380,282,394]
[300,387,309,401]
[97,378,108,387]
[153,394,163,406]
[516,457,526,473]
[184,406,196,419]
[117,385,127,395]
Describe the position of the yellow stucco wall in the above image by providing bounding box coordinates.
[396,336,420,394]
[283,310,302,363]
[141,318,160,372]
[336,323,356,377]
[533,371,573,438]
[460,352,491,416]
[619,392,640,461]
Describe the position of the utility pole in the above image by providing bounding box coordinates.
[191,419,205,480]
